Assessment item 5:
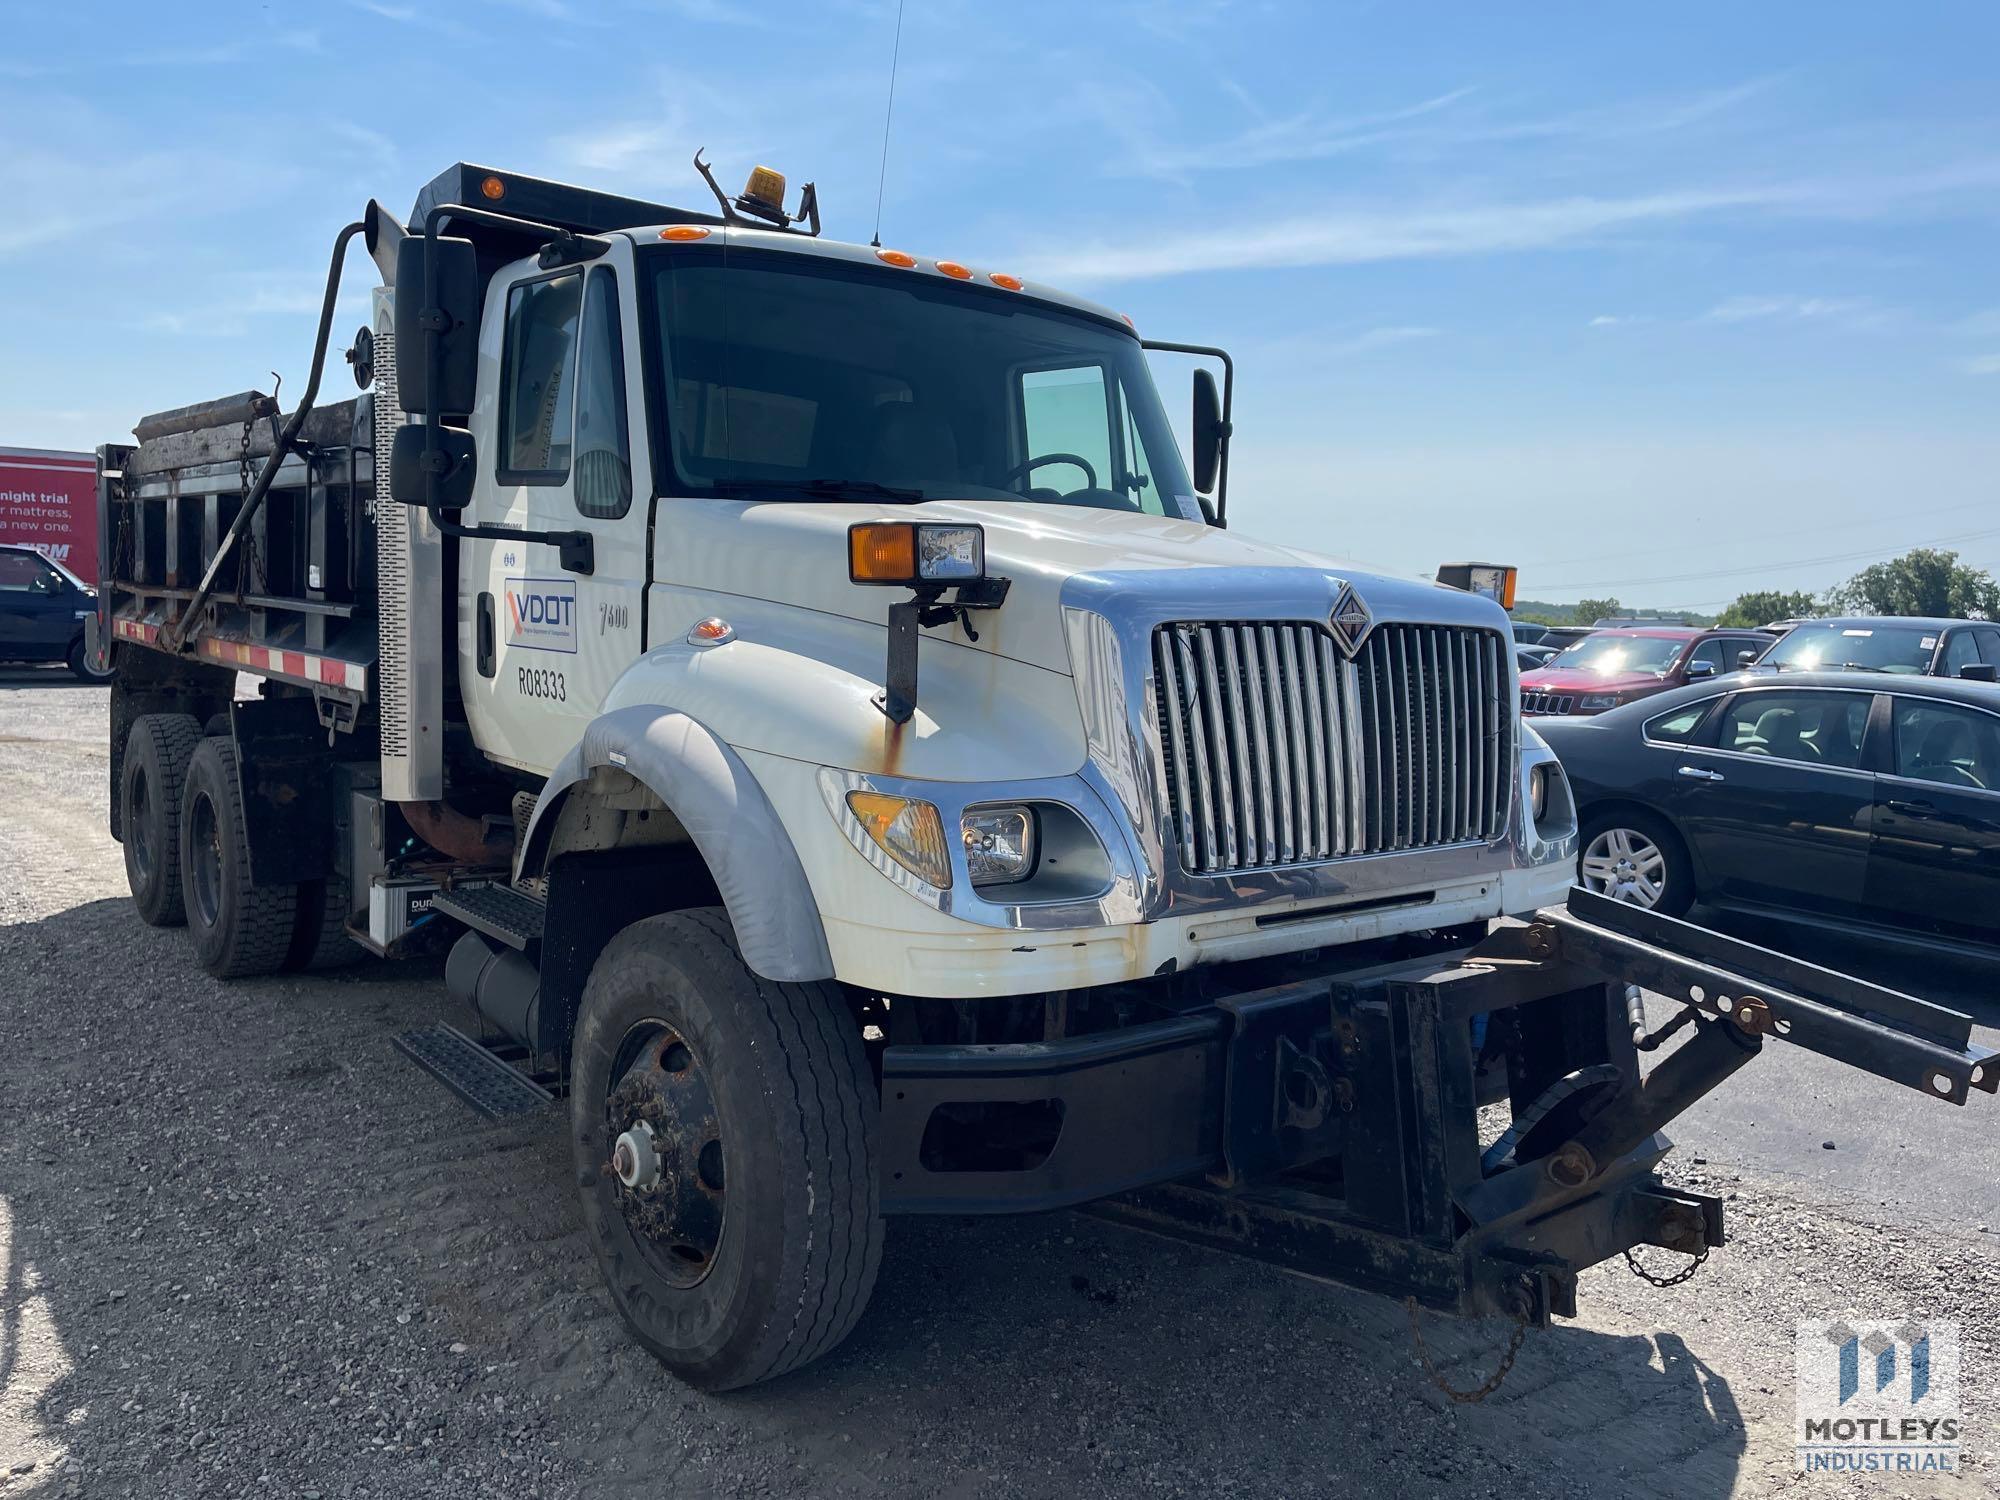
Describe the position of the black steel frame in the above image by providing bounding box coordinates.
[878,888,1995,1325]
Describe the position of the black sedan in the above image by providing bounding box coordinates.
[1533,670,2000,953]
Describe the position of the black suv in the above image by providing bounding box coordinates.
[0,542,110,681]
[1753,616,2000,680]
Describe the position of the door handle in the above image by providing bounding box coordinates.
[476,591,496,679]
[1677,766,1725,782]
[1886,799,1936,819]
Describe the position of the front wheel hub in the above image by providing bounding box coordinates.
[605,1023,726,1287]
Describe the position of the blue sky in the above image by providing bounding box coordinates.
[5,0,1997,609]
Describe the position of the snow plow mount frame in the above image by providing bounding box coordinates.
[885,888,1992,1328]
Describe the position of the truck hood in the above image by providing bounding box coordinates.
[654,497,1487,675]
[1519,667,1668,696]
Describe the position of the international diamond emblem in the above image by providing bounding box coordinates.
[1328,583,1372,658]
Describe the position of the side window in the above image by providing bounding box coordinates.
[1644,701,1712,742]
[1689,639,1731,673]
[1020,366,1117,503]
[1892,700,1998,791]
[1941,632,1981,677]
[1978,629,2000,664]
[1715,690,1870,770]
[499,272,584,481]
[0,552,49,591]
[572,268,631,520]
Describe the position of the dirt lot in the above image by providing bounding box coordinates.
[2,674,1996,1499]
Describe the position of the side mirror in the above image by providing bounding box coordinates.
[1958,662,1998,683]
[1736,649,1759,669]
[390,422,477,510]
[393,235,478,415]
[1191,368,1222,495]
[1686,659,1717,680]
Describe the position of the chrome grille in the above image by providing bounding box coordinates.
[1151,620,1512,873]
[1521,691,1575,716]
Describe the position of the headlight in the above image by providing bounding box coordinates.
[1577,693,1621,710]
[961,804,1037,886]
[845,791,952,889]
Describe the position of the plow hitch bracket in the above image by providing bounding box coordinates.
[1522,888,1997,1106]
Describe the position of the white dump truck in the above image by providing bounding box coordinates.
[89,158,1993,1393]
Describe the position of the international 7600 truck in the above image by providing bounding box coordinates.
[88,158,1993,1392]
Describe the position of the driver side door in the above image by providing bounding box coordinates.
[459,252,650,776]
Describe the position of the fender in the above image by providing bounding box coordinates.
[519,704,834,983]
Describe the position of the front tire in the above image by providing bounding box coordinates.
[179,737,301,978]
[1579,809,1695,917]
[571,909,882,1391]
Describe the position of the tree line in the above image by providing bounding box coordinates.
[1524,548,2000,630]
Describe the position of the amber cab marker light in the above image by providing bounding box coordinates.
[849,523,917,584]
[661,225,711,242]
[988,272,1023,291]
[479,175,506,201]
[875,248,917,269]
[935,260,973,280]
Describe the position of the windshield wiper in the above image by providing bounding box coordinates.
[706,477,925,504]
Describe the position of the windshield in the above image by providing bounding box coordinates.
[643,247,1196,514]
[1544,633,1687,677]
[1761,621,1938,674]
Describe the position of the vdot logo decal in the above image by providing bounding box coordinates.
[504,577,577,654]
[1795,1319,1962,1473]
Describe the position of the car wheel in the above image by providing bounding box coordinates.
[179,737,302,978]
[1578,810,1694,917]
[67,636,113,682]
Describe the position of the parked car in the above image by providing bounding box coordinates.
[1516,644,1558,671]
[1533,670,2000,954]
[0,541,110,681]
[1535,625,1596,651]
[1511,621,1550,645]
[1749,615,2000,679]
[1519,625,1771,717]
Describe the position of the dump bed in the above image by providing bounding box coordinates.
[99,389,380,702]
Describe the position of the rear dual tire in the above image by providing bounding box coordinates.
[178,738,304,978]
[121,713,204,926]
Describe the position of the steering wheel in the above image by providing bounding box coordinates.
[1000,453,1098,491]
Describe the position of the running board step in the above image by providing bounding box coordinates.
[432,884,546,952]
[393,1023,555,1119]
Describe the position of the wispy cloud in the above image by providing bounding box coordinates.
[1589,314,1651,328]
[343,1,475,38]
[1700,294,1894,330]
[1325,326,1439,358]
[1961,354,2000,377]
[1014,162,2000,286]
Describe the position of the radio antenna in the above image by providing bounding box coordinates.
[870,0,907,248]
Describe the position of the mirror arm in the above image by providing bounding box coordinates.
[1142,339,1234,528]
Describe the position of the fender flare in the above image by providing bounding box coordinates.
[518,705,834,983]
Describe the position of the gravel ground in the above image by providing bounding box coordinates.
[2,673,1995,1499]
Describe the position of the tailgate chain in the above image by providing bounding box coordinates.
[1404,1297,1528,1404]
[1622,1243,1708,1288]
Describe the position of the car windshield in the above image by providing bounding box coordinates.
[1544,634,1686,677]
[644,247,1196,514]
[1761,622,1938,674]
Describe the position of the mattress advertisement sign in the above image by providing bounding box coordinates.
[1,447,98,583]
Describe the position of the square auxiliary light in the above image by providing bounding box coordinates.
[848,522,985,587]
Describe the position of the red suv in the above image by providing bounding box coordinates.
[1519,626,1770,717]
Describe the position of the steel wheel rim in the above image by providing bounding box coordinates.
[1580,826,1667,908]
[605,1020,726,1289]
[129,766,155,883]
[188,790,224,927]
